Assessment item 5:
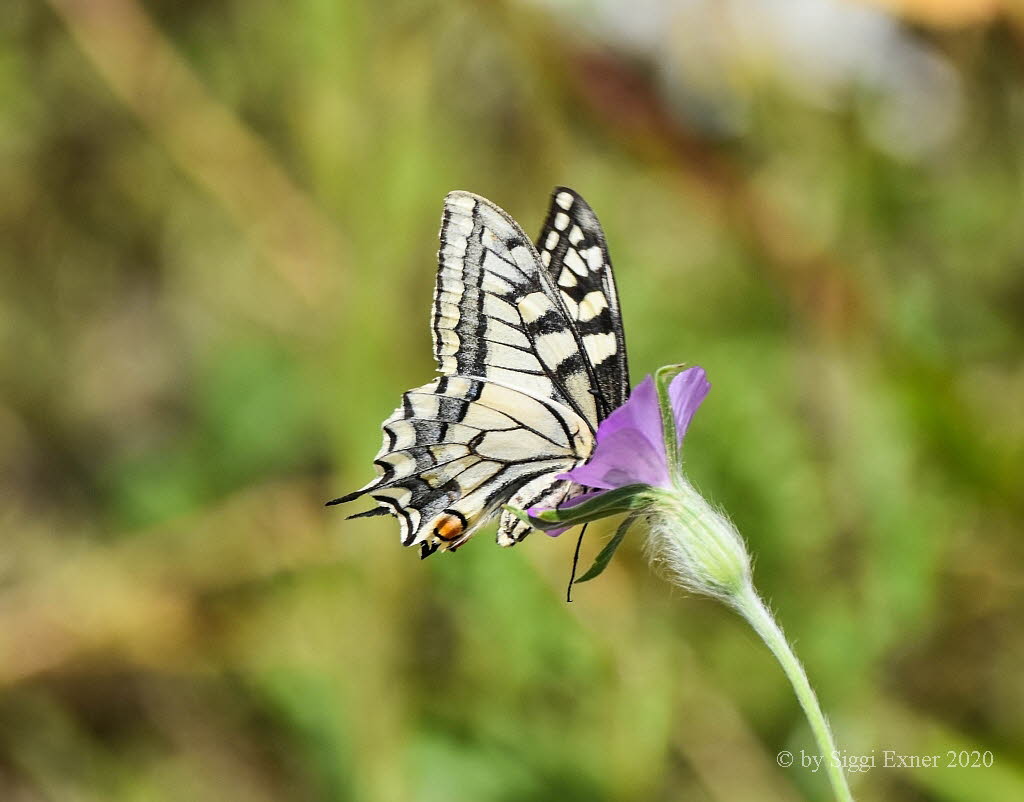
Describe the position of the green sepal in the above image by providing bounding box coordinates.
[503,483,655,532]
[654,363,689,477]
[574,513,639,584]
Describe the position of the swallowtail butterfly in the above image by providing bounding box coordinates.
[329,188,629,557]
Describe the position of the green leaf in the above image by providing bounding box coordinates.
[502,505,536,527]
[575,514,639,584]
[502,484,656,532]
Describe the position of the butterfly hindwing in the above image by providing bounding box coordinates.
[331,375,593,553]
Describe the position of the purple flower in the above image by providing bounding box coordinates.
[559,366,709,492]
[517,363,849,800]
[522,366,710,537]
[512,365,750,601]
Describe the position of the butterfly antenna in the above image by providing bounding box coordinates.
[566,523,589,603]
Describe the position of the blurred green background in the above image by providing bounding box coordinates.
[2,0,1023,800]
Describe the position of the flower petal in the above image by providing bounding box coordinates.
[669,367,710,446]
[559,375,671,490]
[560,429,669,489]
[525,368,711,534]
[599,375,664,453]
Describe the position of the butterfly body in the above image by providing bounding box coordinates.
[331,188,629,555]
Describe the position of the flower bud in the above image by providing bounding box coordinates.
[645,482,752,604]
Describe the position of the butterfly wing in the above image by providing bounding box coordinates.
[535,187,630,415]
[497,187,631,544]
[334,191,601,554]
[433,191,600,426]
[331,375,593,554]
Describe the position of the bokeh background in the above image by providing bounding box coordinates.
[3,0,1023,800]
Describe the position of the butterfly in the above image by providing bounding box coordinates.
[329,187,629,557]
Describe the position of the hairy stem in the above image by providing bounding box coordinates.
[733,584,855,802]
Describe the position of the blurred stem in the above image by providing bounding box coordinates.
[733,584,855,802]
[47,0,344,307]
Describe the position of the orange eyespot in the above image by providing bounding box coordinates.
[433,512,465,541]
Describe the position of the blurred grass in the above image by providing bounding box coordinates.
[2,0,1024,800]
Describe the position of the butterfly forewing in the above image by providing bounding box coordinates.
[535,187,630,416]
[434,192,599,426]
[333,188,629,553]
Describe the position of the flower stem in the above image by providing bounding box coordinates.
[732,584,855,802]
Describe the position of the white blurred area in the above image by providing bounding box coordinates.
[528,0,965,160]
